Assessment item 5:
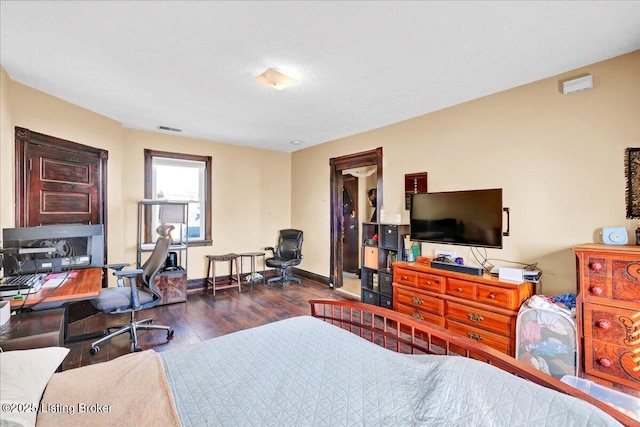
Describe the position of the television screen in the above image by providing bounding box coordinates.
[410,189,503,248]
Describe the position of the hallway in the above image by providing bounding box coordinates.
[335,271,360,300]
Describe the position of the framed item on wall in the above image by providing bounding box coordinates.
[404,172,428,210]
[625,147,640,219]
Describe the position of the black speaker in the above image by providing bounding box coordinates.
[165,252,178,270]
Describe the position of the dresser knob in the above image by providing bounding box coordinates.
[488,293,496,299]
[598,358,613,368]
[596,320,612,330]
[402,276,408,280]
[426,281,431,285]
[411,296,424,305]
[590,286,604,296]
[457,287,463,292]
[590,261,603,271]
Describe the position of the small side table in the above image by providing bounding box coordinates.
[205,254,241,297]
[239,252,266,286]
[0,308,65,352]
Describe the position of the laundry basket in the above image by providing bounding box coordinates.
[515,295,578,379]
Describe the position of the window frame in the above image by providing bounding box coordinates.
[144,149,212,247]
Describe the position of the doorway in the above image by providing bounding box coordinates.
[340,168,377,298]
[329,148,382,291]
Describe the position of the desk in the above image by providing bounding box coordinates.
[5,268,102,343]
[7,268,102,311]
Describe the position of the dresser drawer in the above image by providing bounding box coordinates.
[580,253,640,309]
[446,278,475,300]
[583,303,640,346]
[584,338,640,388]
[395,268,418,286]
[396,289,444,316]
[396,302,444,328]
[417,273,445,293]
[447,320,510,355]
[446,301,512,336]
[476,284,514,310]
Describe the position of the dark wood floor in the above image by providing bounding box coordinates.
[63,278,349,370]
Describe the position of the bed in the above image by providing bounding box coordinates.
[1,299,636,426]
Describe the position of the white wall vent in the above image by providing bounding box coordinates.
[157,125,182,132]
[562,75,593,95]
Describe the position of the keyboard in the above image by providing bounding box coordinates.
[0,273,45,297]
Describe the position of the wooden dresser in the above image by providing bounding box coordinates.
[573,244,640,397]
[393,257,534,356]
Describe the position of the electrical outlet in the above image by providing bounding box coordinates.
[434,250,456,260]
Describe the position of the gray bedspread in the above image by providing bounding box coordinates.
[160,316,620,426]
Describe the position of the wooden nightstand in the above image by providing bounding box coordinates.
[0,308,65,352]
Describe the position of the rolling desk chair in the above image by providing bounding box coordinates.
[89,236,174,354]
[265,229,303,287]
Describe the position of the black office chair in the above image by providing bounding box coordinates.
[89,236,174,354]
[265,229,303,287]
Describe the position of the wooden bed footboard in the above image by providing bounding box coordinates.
[309,299,637,427]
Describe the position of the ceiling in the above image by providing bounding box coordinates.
[1,1,639,153]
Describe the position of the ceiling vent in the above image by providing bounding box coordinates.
[157,125,182,132]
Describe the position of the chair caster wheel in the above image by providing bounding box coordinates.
[90,346,100,355]
[131,344,142,352]
[167,329,174,339]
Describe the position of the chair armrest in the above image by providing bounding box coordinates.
[114,269,143,278]
[112,269,144,309]
[264,246,276,256]
[105,263,130,271]
[106,264,135,287]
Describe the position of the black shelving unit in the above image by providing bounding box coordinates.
[360,222,409,309]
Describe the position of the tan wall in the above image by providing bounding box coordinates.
[2,51,638,294]
[0,73,291,284]
[0,68,14,231]
[292,51,640,295]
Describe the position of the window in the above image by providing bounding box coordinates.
[144,149,212,246]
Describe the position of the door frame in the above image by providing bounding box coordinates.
[329,147,382,288]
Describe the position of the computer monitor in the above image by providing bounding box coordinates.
[1,224,104,275]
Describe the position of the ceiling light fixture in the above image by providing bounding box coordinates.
[255,68,298,91]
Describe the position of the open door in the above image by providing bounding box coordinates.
[342,174,359,274]
[329,148,382,289]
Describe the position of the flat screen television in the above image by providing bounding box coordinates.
[410,189,503,249]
